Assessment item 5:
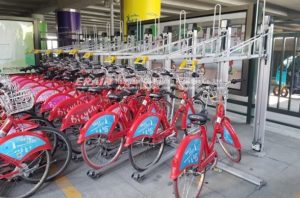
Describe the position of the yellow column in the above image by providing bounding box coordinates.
[122,0,161,36]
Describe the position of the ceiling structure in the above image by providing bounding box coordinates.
[0,0,300,34]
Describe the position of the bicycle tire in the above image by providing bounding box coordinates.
[25,123,72,181]
[128,137,165,172]
[217,135,241,163]
[39,126,72,181]
[26,116,58,154]
[81,121,124,170]
[0,150,51,198]
[173,167,205,198]
[65,125,82,154]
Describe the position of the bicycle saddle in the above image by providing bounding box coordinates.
[108,94,122,102]
[149,93,163,99]
[88,86,110,93]
[76,86,90,92]
[188,113,208,125]
[123,88,138,95]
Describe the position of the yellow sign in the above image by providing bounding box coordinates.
[46,49,53,55]
[69,49,79,55]
[34,49,41,54]
[123,0,161,35]
[104,56,117,64]
[55,49,64,55]
[179,59,188,70]
[83,52,93,59]
[134,56,149,65]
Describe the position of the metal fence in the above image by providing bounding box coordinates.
[268,33,300,117]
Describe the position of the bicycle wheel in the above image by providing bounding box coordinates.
[0,150,51,198]
[26,116,58,154]
[217,135,241,163]
[27,115,54,127]
[81,122,124,170]
[26,121,72,181]
[65,125,82,154]
[173,167,205,198]
[129,134,165,171]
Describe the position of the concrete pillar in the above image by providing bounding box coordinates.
[121,0,161,36]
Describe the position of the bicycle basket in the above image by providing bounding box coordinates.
[0,75,18,91]
[0,89,34,115]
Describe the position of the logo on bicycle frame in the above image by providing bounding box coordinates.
[180,139,201,171]
[85,114,115,137]
[133,116,159,138]
[0,136,45,161]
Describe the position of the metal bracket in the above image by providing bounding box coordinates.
[86,147,150,179]
[131,148,176,182]
[216,162,266,188]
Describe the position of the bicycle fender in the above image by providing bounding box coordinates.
[221,118,242,150]
[0,132,51,163]
[7,120,39,135]
[20,82,40,89]
[170,134,203,180]
[60,97,101,131]
[77,112,120,144]
[10,75,23,82]
[41,93,72,113]
[35,89,59,103]
[42,81,59,88]
[48,97,83,121]
[30,85,48,98]
[17,79,34,89]
[124,113,161,147]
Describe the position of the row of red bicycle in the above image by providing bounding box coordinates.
[0,57,243,198]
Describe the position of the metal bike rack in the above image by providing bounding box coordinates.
[130,141,179,182]
[216,162,266,188]
[131,147,177,182]
[37,1,273,189]
[86,146,155,179]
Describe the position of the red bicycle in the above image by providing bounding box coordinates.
[77,71,171,170]
[170,80,242,198]
[124,73,199,171]
[0,88,52,198]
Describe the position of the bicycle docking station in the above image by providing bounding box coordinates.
[131,142,178,182]
[216,162,266,189]
[86,147,154,179]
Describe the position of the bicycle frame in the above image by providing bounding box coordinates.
[170,102,241,180]
[78,92,143,144]
[124,91,195,146]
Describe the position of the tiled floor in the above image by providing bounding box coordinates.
[33,121,300,198]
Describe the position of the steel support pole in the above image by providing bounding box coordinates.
[110,0,115,37]
[191,29,198,97]
[252,24,274,152]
